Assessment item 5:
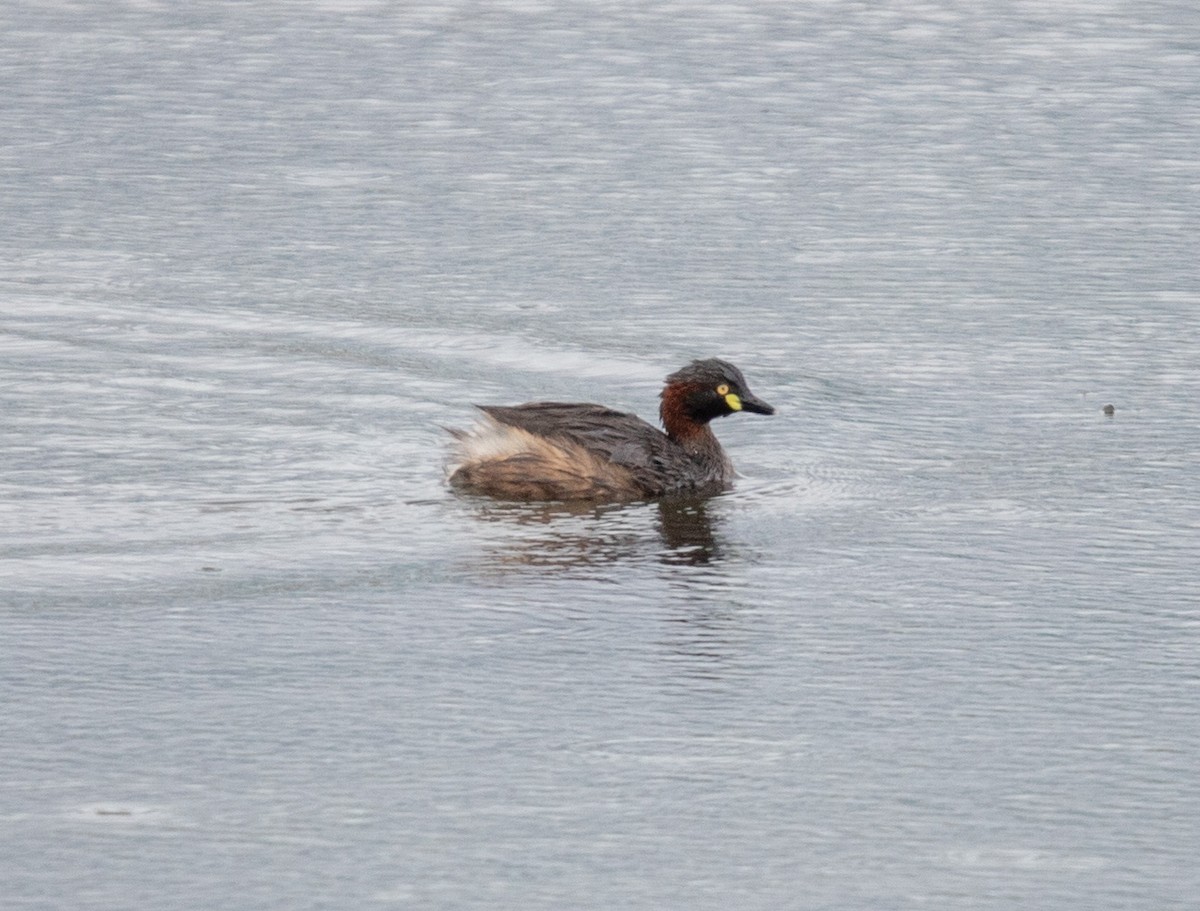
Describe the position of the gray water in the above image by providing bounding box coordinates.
[3,2,1199,908]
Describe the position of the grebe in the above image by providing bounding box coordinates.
[448,358,774,501]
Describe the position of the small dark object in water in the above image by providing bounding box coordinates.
[1102,404,1115,416]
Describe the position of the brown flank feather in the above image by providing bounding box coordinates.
[448,420,642,501]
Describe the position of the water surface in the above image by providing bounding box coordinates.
[3,2,1199,909]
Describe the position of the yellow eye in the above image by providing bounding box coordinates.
[716,384,729,395]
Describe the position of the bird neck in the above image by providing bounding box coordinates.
[660,383,714,445]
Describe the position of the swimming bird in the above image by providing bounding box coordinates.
[447,358,774,501]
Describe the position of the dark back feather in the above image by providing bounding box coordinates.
[478,402,689,495]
